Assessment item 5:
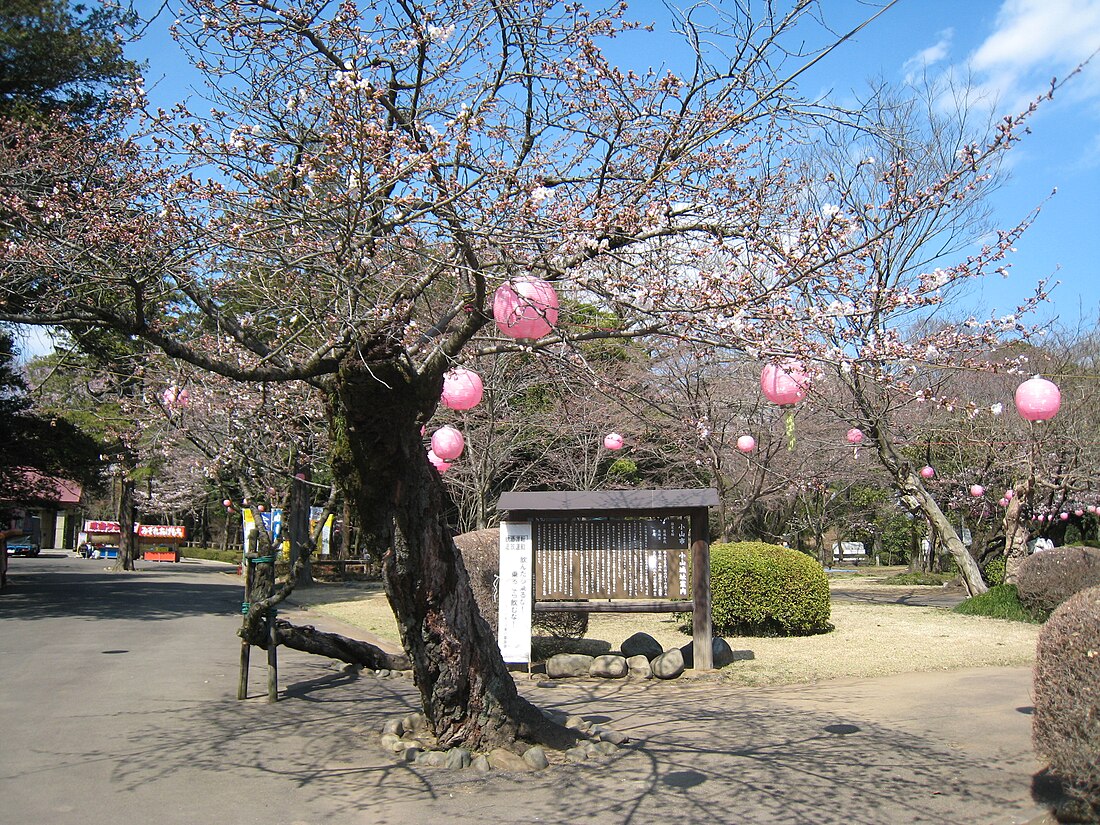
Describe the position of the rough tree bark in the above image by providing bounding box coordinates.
[114,470,137,572]
[327,356,572,752]
[1003,480,1032,584]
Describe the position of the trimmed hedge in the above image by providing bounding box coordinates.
[1017,546,1100,616]
[1033,584,1100,822]
[708,541,832,636]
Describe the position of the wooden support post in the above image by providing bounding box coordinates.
[236,550,253,700]
[267,608,278,703]
[690,507,713,670]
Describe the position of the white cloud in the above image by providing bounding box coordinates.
[970,0,1100,109]
[904,29,954,82]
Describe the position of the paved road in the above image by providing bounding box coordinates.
[829,584,969,608]
[1,554,1046,825]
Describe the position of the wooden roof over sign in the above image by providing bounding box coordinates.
[498,488,718,517]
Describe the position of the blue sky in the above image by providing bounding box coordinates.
[15,0,1098,359]
[809,0,1100,330]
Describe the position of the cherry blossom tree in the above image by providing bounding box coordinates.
[0,0,1051,748]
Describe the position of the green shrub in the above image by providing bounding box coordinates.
[880,571,953,586]
[708,541,831,636]
[1017,546,1100,615]
[953,584,1044,623]
[1033,585,1100,821]
[182,547,241,564]
[983,556,1007,587]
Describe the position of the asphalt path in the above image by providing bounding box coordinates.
[1,553,1047,825]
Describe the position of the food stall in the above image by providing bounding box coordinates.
[79,520,187,561]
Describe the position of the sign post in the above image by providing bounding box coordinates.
[497,521,533,664]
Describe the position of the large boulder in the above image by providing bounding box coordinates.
[589,654,629,678]
[652,648,685,680]
[546,653,594,678]
[620,631,664,661]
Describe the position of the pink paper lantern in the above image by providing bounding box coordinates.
[1060,512,1070,521]
[493,277,559,340]
[969,484,984,498]
[441,367,484,411]
[603,433,624,451]
[736,434,756,453]
[1014,376,1061,422]
[1075,509,1084,517]
[222,499,231,508]
[920,465,935,480]
[760,360,810,406]
[427,450,451,474]
[431,426,465,461]
[1004,489,1014,501]
[1089,505,1099,514]
[846,428,864,445]
[998,498,1009,507]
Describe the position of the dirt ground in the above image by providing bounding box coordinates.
[287,571,1040,687]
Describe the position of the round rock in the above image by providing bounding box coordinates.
[652,648,685,680]
[546,653,595,679]
[589,654,628,679]
[621,631,664,661]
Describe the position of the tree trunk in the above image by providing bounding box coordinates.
[288,466,313,588]
[114,471,137,571]
[870,432,988,596]
[327,360,571,752]
[1003,482,1031,585]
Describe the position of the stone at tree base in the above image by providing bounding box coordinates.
[621,631,664,661]
[565,746,590,763]
[446,748,472,770]
[652,648,685,679]
[589,654,629,678]
[401,746,421,763]
[597,728,629,746]
[488,748,532,772]
[546,653,594,678]
[564,715,591,732]
[416,750,450,768]
[380,732,404,752]
[523,746,550,770]
[402,712,427,733]
[594,740,619,755]
[627,654,652,679]
[381,718,403,736]
[376,668,391,678]
[583,741,602,758]
[471,754,491,773]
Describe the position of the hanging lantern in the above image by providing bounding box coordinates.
[1060,512,1070,521]
[920,465,935,480]
[736,434,756,453]
[846,428,864,445]
[998,498,1009,507]
[431,426,465,461]
[1075,509,1084,517]
[603,433,624,451]
[760,360,810,406]
[427,449,451,474]
[969,484,984,498]
[222,499,232,508]
[493,277,559,340]
[441,367,484,411]
[1004,489,1014,501]
[760,360,810,450]
[1014,376,1061,422]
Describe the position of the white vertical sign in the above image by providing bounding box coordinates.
[497,521,533,664]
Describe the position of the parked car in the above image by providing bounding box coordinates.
[6,539,40,557]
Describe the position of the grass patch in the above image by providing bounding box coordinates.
[879,572,954,586]
[953,584,1047,623]
[181,547,240,564]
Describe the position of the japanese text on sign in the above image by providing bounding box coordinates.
[497,521,533,664]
